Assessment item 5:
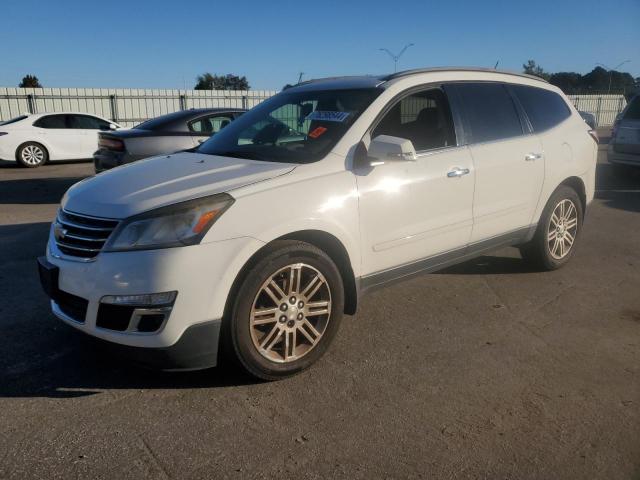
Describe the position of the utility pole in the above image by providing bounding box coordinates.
[379,43,415,72]
[596,60,631,94]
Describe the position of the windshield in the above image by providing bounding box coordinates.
[0,115,28,126]
[197,88,382,163]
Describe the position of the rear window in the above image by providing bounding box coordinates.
[623,97,640,120]
[512,85,571,132]
[0,115,28,126]
[33,115,67,129]
[455,83,523,144]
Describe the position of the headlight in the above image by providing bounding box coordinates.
[104,193,234,252]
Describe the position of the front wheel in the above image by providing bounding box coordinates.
[16,142,48,167]
[520,185,583,270]
[223,240,344,380]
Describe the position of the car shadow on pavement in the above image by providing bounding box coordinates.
[0,177,87,204]
[0,221,258,399]
[0,159,92,169]
[435,252,541,276]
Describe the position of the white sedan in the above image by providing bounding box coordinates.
[0,112,121,167]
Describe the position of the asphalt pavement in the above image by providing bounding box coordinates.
[0,145,639,479]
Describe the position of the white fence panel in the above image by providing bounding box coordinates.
[1,88,626,128]
[567,94,627,127]
[0,87,277,127]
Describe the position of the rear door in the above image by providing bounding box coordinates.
[452,82,544,243]
[33,114,80,159]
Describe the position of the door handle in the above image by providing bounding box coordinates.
[447,167,470,178]
[525,153,543,161]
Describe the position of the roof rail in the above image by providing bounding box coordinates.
[382,66,549,84]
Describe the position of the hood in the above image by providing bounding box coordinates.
[62,152,295,218]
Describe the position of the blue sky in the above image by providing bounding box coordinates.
[2,0,638,90]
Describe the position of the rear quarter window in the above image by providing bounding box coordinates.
[454,83,523,144]
[512,85,571,132]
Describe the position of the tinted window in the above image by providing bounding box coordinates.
[623,96,640,121]
[0,115,28,126]
[373,88,456,151]
[68,115,110,129]
[456,83,523,143]
[512,85,571,132]
[33,115,67,129]
[189,114,234,134]
[197,88,382,163]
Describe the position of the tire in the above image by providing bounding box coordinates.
[16,142,48,168]
[222,240,344,381]
[520,185,583,270]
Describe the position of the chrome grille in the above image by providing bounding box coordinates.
[54,210,119,259]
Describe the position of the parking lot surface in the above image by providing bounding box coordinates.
[1,146,639,479]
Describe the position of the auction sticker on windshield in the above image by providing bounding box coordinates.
[306,111,351,122]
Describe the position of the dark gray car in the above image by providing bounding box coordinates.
[93,108,245,172]
[608,95,640,170]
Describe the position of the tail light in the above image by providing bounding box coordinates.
[98,136,124,152]
[587,129,599,144]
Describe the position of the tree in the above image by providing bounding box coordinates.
[522,60,551,81]
[19,74,42,88]
[549,72,583,94]
[194,73,250,90]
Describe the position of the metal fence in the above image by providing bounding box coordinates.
[0,88,278,127]
[0,88,628,128]
[566,94,627,126]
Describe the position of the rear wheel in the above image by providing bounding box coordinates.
[520,185,583,270]
[16,142,48,168]
[223,240,344,380]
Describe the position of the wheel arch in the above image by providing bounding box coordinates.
[559,176,587,216]
[224,230,359,319]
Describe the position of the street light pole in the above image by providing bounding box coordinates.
[596,60,631,94]
[379,43,415,72]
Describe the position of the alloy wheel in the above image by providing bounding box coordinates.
[21,145,45,165]
[250,263,331,363]
[547,199,578,260]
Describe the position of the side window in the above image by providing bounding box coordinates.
[33,115,67,129]
[372,88,457,151]
[512,85,571,132]
[68,115,106,129]
[455,83,523,143]
[189,114,234,134]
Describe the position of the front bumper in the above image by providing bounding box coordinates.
[40,230,264,369]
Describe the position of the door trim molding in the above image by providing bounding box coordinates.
[359,225,535,294]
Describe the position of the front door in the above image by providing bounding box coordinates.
[355,87,475,277]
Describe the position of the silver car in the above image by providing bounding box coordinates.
[608,95,640,169]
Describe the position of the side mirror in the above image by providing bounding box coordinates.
[110,123,118,130]
[366,135,417,166]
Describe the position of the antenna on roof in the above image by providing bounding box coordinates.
[494,60,500,70]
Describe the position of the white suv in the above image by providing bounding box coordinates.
[38,68,597,380]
